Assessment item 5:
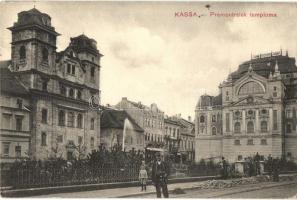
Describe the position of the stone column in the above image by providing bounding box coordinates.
[230,110,233,134]
[255,109,259,134]
[269,108,273,133]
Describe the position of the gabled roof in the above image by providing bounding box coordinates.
[101,109,144,132]
[0,60,29,95]
[164,118,185,127]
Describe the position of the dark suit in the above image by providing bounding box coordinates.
[151,160,169,198]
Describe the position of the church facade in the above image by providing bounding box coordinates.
[195,51,297,163]
[0,8,102,161]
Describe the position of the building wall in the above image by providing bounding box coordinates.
[100,128,144,151]
[195,58,297,163]
[0,94,30,161]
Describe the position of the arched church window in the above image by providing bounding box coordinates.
[261,121,268,132]
[247,121,254,133]
[20,46,26,59]
[212,127,216,135]
[234,122,241,133]
[42,48,49,61]
[238,81,264,95]
[200,115,205,123]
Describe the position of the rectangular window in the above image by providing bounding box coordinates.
[72,65,75,75]
[2,113,11,129]
[286,110,292,118]
[15,146,21,157]
[247,139,254,145]
[3,143,10,157]
[91,137,95,148]
[91,67,95,78]
[273,110,278,130]
[287,123,292,133]
[42,81,48,91]
[41,109,48,124]
[226,113,230,132]
[238,155,243,161]
[17,99,23,109]
[41,132,47,146]
[91,118,95,130]
[234,139,240,145]
[15,116,23,131]
[261,139,267,145]
[67,112,75,127]
[57,135,63,143]
[67,64,71,74]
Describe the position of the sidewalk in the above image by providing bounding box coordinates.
[31,176,297,198]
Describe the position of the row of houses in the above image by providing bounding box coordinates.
[0,8,195,164]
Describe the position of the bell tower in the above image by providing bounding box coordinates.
[8,8,60,73]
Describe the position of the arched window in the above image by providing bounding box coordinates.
[60,85,66,96]
[261,121,268,132]
[42,48,48,61]
[20,46,26,59]
[247,121,254,133]
[69,89,74,98]
[41,109,48,124]
[212,127,216,135]
[77,90,82,100]
[58,110,65,126]
[77,114,83,128]
[234,122,241,133]
[68,112,75,127]
[238,81,264,95]
[200,115,205,123]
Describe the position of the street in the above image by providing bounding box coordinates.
[133,182,297,198]
[31,180,297,198]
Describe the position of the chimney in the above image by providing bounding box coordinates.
[178,113,181,118]
[122,97,127,101]
[188,116,192,122]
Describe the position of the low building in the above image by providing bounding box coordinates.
[0,63,30,163]
[100,109,145,151]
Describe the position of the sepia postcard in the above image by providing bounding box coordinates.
[0,1,297,198]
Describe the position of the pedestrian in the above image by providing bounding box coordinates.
[221,157,228,179]
[139,160,148,191]
[151,152,169,198]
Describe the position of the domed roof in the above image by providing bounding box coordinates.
[70,34,102,56]
[231,53,297,81]
[9,8,58,33]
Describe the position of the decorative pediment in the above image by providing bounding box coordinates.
[231,95,272,106]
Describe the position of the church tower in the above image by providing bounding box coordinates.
[8,8,60,77]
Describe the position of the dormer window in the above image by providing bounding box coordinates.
[19,46,26,60]
[42,48,48,62]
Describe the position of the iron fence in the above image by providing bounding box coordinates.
[1,165,140,189]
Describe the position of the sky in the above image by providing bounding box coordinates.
[0,2,297,119]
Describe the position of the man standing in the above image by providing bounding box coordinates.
[151,152,169,198]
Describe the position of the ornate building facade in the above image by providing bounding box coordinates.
[0,8,102,161]
[195,51,297,163]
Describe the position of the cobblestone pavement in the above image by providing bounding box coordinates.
[129,181,297,198]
